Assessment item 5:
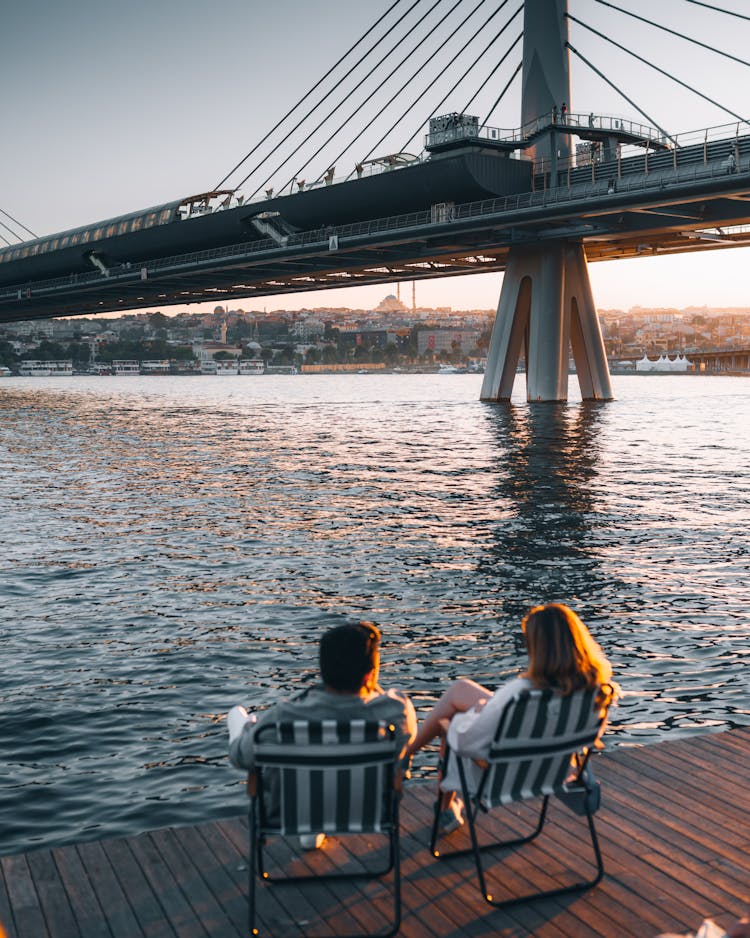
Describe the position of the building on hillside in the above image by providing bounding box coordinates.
[416,328,481,356]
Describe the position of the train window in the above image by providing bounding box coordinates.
[21,247,29,258]
[70,232,80,245]
[131,216,143,231]
[49,239,59,251]
[159,208,173,224]
[118,221,129,235]
[92,227,104,240]
[145,212,158,227]
[80,230,90,243]
[105,224,117,238]
[30,244,39,255]
[59,236,70,249]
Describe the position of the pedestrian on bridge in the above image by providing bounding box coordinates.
[561,101,568,123]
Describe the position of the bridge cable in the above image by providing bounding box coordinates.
[0,208,37,240]
[565,42,677,145]
[396,13,522,154]
[344,0,523,176]
[567,14,748,126]
[0,232,11,247]
[681,0,750,23]
[463,27,521,115]
[400,29,522,156]
[270,0,470,196]
[0,218,26,244]
[222,0,423,194]
[481,60,523,126]
[243,0,448,197]
[592,0,750,71]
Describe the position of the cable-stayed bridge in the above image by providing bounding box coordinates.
[2,0,750,400]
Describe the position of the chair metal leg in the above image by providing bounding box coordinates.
[474,801,604,908]
[248,803,258,936]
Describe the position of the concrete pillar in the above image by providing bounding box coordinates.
[480,242,613,402]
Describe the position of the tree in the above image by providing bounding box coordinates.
[149,312,170,331]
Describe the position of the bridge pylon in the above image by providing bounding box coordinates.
[481,0,613,401]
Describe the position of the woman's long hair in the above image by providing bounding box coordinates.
[521,603,619,710]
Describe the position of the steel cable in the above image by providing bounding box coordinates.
[334,0,519,179]
[593,0,750,70]
[481,59,522,125]
[271,0,464,197]
[0,208,37,240]
[222,0,423,194]
[398,24,522,154]
[567,13,748,125]
[566,41,676,144]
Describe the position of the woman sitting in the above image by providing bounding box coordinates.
[407,602,619,833]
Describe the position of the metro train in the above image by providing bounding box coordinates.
[0,141,532,289]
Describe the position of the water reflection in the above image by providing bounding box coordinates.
[480,402,611,624]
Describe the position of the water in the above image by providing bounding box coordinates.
[1,373,748,856]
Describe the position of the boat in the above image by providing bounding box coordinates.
[0,365,12,377]
[19,360,73,376]
[215,360,239,375]
[239,359,265,375]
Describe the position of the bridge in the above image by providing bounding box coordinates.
[2,0,749,401]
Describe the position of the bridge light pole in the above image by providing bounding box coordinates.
[480,0,613,402]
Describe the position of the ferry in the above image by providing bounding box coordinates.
[239,359,265,375]
[215,360,240,375]
[112,360,140,375]
[0,365,11,377]
[19,360,73,377]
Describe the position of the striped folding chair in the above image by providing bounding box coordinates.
[430,686,609,908]
[247,718,403,937]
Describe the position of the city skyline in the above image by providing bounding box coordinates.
[4,0,750,314]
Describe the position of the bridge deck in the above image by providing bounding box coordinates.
[1,728,748,937]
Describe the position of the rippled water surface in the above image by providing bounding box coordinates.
[1,373,748,855]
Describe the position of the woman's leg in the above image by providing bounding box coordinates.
[408,678,491,755]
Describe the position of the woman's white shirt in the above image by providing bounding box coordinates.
[446,676,532,760]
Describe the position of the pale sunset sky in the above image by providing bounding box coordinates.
[3,0,750,314]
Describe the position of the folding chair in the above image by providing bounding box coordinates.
[247,718,403,937]
[430,686,608,908]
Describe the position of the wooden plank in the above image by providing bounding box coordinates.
[216,818,315,937]
[99,838,177,938]
[24,850,80,938]
[0,857,19,938]
[147,829,238,938]
[0,855,49,938]
[75,840,143,938]
[49,845,110,938]
[125,832,208,938]
[189,819,303,935]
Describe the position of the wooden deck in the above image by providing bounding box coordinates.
[2,728,748,937]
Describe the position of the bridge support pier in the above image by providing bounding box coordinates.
[480,242,613,402]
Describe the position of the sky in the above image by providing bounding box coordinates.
[3,0,750,315]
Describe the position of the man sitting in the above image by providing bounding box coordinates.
[228,621,416,848]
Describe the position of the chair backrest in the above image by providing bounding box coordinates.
[252,719,399,836]
[479,687,604,809]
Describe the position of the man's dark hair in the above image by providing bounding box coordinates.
[320,622,380,693]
